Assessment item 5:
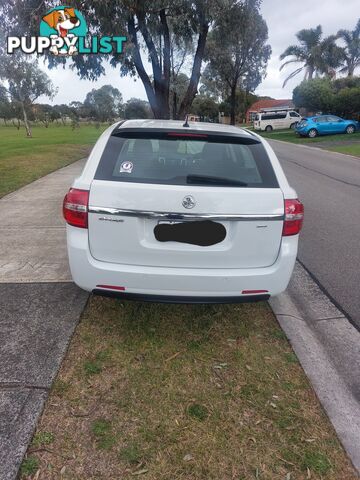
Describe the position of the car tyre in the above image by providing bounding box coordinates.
[290,122,298,130]
[346,125,355,134]
[308,128,318,138]
[265,125,273,132]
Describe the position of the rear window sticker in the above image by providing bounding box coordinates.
[120,161,133,173]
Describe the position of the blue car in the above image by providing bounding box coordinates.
[295,115,359,138]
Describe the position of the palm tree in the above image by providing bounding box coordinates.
[280,26,343,87]
[337,19,360,77]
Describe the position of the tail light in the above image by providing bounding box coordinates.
[63,188,89,228]
[283,199,304,236]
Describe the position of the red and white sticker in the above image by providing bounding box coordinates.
[120,161,133,173]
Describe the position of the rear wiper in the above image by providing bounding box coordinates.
[186,174,248,187]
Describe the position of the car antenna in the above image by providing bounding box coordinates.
[183,114,189,128]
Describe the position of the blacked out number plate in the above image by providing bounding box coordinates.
[154,220,226,247]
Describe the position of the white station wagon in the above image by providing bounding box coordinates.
[63,119,303,303]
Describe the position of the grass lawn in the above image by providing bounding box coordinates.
[21,297,357,479]
[256,129,360,157]
[0,124,107,198]
[326,144,360,156]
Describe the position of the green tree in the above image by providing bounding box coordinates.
[280,26,343,87]
[53,104,70,125]
[2,1,227,119]
[200,64,226,101]
[32,103,56,127]
[0,56,56,137]
[293,77,360,119]
[333,76,360,91]
[220,90,258,123]
[204,1,271,124]
[170,73,190,120]
[332,77,360,118]
[332,87,360,118]
[124,98,153,119]
[0,85,12,125]
[337,19,360,77]
[191,95,219,121]
[84,85,123,122]
[293,79,335,113]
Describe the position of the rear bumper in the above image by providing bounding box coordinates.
[295,127,309,135]
[66,226,298,301]
[93,290,270,304]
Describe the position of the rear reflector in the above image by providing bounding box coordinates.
[283,199,304,236]
[242,290,269,294]
[63,188,89,228]
[96,285,126,291]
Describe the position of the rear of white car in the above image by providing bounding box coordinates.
[63,120,303,303]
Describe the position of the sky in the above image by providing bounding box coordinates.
[39,0,359,105]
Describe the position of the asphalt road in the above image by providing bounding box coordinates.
[268,139,360,329]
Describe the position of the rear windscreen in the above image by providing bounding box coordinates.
[261,113,287,120]
[94,131,279,188]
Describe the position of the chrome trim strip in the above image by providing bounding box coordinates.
[88,206,284,222]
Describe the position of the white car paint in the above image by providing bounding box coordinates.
[254,111,301,132]
[64,120,302,302]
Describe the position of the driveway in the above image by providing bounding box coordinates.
[0,160,88,480]
[268,140,360,330]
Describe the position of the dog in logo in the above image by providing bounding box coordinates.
[42,8,80,55]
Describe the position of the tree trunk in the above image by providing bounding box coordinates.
[20,102,32,137]
[243,90,248,124]
[127,16,162,119]
[135,11,170,119]
[128,8,208,120]
[172,91,177,120]
[178,22,209,119]
[348,62,354,77]
[307,65,314,80]
[230,84,237,126]
[159,9,171,119]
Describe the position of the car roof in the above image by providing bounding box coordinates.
[117,119,254,138]
[310,114,338,119]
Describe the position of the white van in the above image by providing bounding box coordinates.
[254,111,301,132]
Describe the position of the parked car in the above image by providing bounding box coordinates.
[296,115,359,138]
[253,110,301,132]
[63,120,303,303]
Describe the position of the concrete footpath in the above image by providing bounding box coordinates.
[0,160,88,480]
[0,160,85,283]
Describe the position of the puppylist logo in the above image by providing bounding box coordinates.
[7,6,126,56]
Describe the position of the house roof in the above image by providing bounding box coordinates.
[247,99,294,113]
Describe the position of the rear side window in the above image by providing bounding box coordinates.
[261,113,287,120]
[95,131,279,188]
[314,117,327,123]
